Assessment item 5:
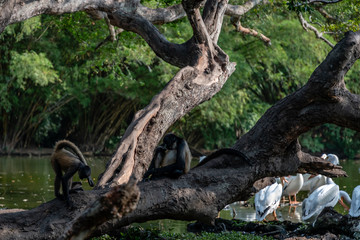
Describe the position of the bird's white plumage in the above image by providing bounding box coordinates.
[300,173,312,191]
[283,173,304,197]
[309,175,327,194]
[255,182,282,221]
[321,153,340,165]
[349,185,360,217]
[327,154,340,165]
[302,154,339,193]
[302,182,339,223]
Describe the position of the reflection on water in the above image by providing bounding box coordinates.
[0,157,359,227]
[220,201,304,223]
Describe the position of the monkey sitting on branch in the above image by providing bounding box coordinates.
[143,133,192,180]
[51,140,94,207]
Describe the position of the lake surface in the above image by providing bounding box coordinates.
[0,156,107,209]
[0,156,359,231]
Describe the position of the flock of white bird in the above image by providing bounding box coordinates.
[255,154,360,224]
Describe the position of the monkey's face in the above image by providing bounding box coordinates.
[163,134,177,150]
[79,166,94,187]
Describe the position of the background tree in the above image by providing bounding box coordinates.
[1,1,360,157]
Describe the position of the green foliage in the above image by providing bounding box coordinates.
[15,16,42,42]
[141,0,182,8]
[92,226,273,240]
[301,124,360,158]
[286,0,314,13]
[299,131,325,154]
[1,2,360,156]
[324,0,360,38]
[91,234,115,240]
[284,0,360,41]
[0,11,177,150]
[10,51,59,89]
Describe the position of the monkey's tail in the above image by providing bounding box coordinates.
[194,148,251,168]
[54,140,88,165]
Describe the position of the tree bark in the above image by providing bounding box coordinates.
[0,0,358,239]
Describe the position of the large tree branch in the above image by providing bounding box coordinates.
[107,9,195,68]
[298,151,345,177]
[0,0,266,37]
[226,0,266,17]
[98,58,236,188]
[0,0,132,33]
[183,0,213,45]
[137,4,186,24]
[307,31,360,88]
[202,0,229,43]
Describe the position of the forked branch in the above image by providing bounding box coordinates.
[298,12,334,47]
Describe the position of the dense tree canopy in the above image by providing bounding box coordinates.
[0,0,360,239]
[1,0,360,156]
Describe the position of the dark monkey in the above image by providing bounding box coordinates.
[51,140,94,206]
[143,133,192,180]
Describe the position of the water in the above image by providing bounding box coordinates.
[0,156,359,230]
[0,156,107,209]
[220,159,360,223]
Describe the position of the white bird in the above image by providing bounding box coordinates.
[302,177,349,224]
[321,153,340,165]
[349,185,360,217]
[255,182,283,221]
[300,174,325,193]
[309,174,327,194]
[282,173,304,205]
[302,178,339,224]
[302,154,339,194]
[331,186,360,218]
[338,190,352,211]
[300,173,312,192]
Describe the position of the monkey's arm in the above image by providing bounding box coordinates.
[143,145,167,179]
[175,139,186,171]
